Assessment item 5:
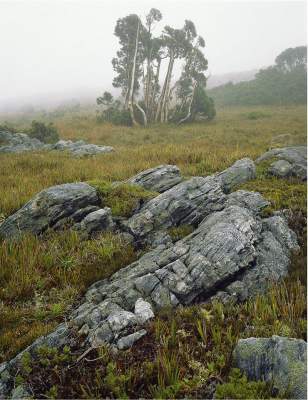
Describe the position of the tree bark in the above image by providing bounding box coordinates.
[136,102,148,126]
[177,81,197,125]
[127,18,140,126]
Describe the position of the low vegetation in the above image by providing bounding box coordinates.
[0,105,306,398]
[13,279,306,398]
[89,180,157,217]
[0,231,137,362]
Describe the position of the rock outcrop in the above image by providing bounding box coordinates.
[0,183,99,239]
[256,146,307,180]
[52,140,114,157]
[127,165,182,193]
[233,336,307,399]
[0,157,300,398]
[215,157,256,193]
[0,130,114,157]
[0,131,45,153]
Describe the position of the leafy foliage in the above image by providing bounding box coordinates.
[215,368,272,399]
[28,120,59,143]
[210,46,307,107]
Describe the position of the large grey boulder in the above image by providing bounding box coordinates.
[0,183,99,239]
[215,158,256,193]
[256,146,307,180]
[233,336,307,399]
[127,165,182,193]
[124,175,227,244]
[123,159,256,244]
[69,194,296,348]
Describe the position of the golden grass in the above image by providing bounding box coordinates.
[0,105,306,217]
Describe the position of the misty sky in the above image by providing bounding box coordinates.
[0,0,306,106]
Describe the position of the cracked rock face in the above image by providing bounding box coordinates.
[65,195,297,351]
[256,146,307,180]
[0,183,99,239]
[126,164,183,193]
[233,335,307,399]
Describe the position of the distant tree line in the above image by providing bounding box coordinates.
[209,46,307,107]
[97,9,215,126]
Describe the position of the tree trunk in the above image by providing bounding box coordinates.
[136,102,148,126]
[177,81,197,125]
[127,18,140,126]
[156,51,174,122]
[160,54,174,122]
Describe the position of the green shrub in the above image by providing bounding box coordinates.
[27,120,59,143]
[215,368,273,399]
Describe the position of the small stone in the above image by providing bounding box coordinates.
[89,323,114,347]
[117,329,147,350]
[11,385,30,399]
[107,311,137,332]
[134,298,154,324]
[80,208,114,235]
[268,159,293,178]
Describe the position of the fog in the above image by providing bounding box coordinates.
[0,0,306,110]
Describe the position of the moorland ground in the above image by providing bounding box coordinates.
[0,105,306,398]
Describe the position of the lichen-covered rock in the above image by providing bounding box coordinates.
[134,298,154,324]
[233,335,307,399]
[256,146,307,180]
[0,183,99,239]
[127,165,182,193]
[216,158,256,193]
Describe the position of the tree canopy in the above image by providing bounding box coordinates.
[97,9,215,126]
[209,46,307,107]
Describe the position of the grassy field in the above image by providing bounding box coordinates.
[0,105,306,398]
[0,105,306,217]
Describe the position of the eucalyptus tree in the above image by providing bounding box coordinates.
[112,14,146,125]
[176,33,208,124]
[109,11,213,126]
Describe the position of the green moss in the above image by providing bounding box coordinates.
[168,224,194,242]
[88,180,157,217]
[215,368,274,399]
